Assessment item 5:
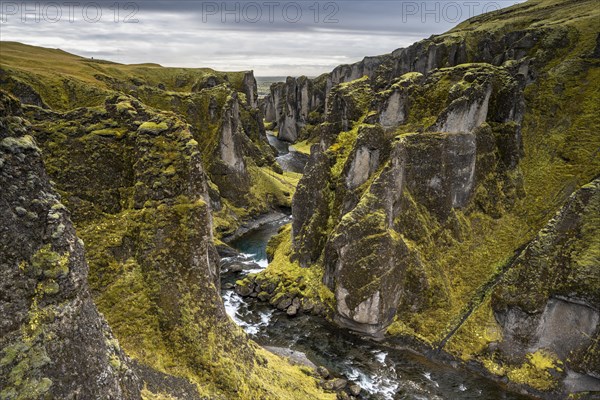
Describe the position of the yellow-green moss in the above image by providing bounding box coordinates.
[29,245,70,279]
[506,350,562,391]
[0,135,40,152]
[253,224,335,310]
[386,318,432,346]
[138,121,169,135]
[328,124,362,179]
[91,128,128,139]
[445,296,503,361]
[250,348,336,400]
[0,258,60,400]
[247,166,301,212]
[141,387,177,400]
[290,140,313,155]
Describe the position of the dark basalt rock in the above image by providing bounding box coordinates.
[291,145,333,267]
[0,92,141,399]
[491,179,600,391]
[260,19,572,150]
[293,64,526,335]
[264,75,326,143]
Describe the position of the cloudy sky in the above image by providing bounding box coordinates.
[1,1,525,76]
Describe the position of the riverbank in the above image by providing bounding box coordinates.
[220,218,531,400]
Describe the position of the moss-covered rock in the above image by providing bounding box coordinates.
[29,98,321,397]
[263,75,327,143]
[0,43,287,238]
[0,91,141,399]
[0,81,330,397]
[491,179,599,391]
[255,1,600,397]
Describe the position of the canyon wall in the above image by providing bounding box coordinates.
[0,93,141,399]
[250,0,600,396]
[0,44,330,399]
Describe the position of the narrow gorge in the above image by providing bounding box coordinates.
[1,0,599,399]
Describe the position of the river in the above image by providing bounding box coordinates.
[219,133,529,400]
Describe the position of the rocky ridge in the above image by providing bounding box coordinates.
[0,93,141,399]
[240,0,600,397]
[0,44,332,399]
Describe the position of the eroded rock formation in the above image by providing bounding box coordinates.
[0,92,141,399]
[249,0,600,396]
[0,45,331,399]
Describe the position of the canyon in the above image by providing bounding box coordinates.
[1,0,599,399]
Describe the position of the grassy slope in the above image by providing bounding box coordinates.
[0,41,245,110]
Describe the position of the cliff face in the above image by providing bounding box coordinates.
[491,179,599,392]
[0,45,297,239]
[253,0,600,396]
[263,76,327,142]
[0,46,330,399]
[292,64,525,335]
[262,0,592,146]
[0,93,141,399]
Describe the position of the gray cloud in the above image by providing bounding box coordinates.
[0,1,525,76]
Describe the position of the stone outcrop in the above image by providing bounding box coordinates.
[261,1,572,146]
[242,70,258,109]
[263,76,326,142]
[18,93,267,398]
[292,67,524,329]
[212,93,251,200]
[489,179,600,393]
[291,146,333,267]
[0,92,141,399]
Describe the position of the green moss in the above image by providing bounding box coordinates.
[29,245,69,278]
[108,354,122,370]
[247,166,301,212]
[264,120,276,131]
[328,124,364,179]
[116,99,136,114]
[386,318,432,346]
[328,76,374,127]
[250,348,336,400]
[290,140,313,155]
[141,387,177,400]
[138,121,169,135]
[1,267,57,400]
[37,280,60,295]
[506,350,562,391]
[445,296,503,361]
[91,128,128,139]
[0,135,40,152]
[252,224,335,311]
